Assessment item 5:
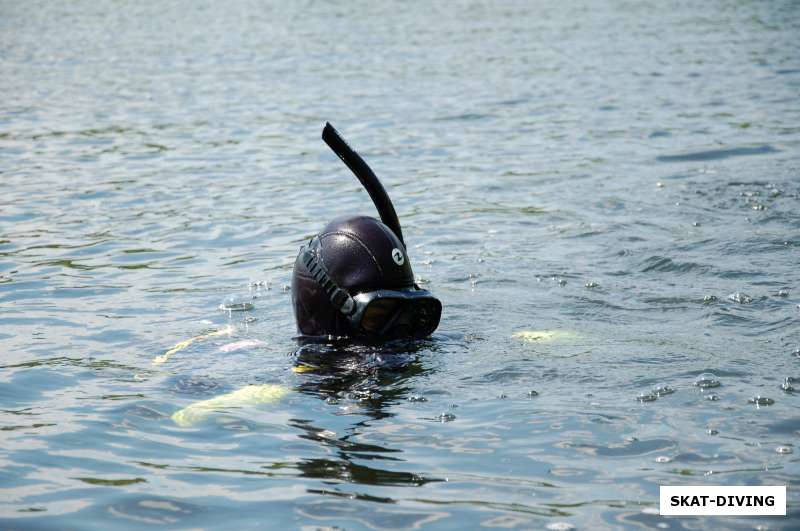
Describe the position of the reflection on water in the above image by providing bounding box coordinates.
[290,343,442,489]
[2,0,800,528]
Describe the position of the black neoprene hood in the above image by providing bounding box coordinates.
[292,215,415,337]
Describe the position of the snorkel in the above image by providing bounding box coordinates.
[321,123,405,246]
[291,123,441,340]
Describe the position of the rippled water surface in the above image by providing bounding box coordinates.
[2,1,799,529]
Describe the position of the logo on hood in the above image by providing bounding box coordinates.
[391,248,405,266]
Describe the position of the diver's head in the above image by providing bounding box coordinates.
[291,123,442,341]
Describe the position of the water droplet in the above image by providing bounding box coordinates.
[656,182,664,188]
[655,455,671,463]
[703,294,718,304]
[776,446,793,454]
[728,292,753,304]
[219,295,254,312]
[528,390,539,398]
[637,392,658,403]
[780,377,796,393]
[748,396,775,406]
[654,386,675,397]
[408,395,427,403]
[281,284,291,292]
[558,279,567,287]
[704,470,714,476]
[325,397,340,405]
[497,393,508,399]
[707,429,719,435]
[705,394,720,401]
[585,281,599,288]
[695,373,721,389]
[438,412,456,423]
[777,289,789,297]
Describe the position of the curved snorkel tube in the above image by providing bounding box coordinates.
[322,122,405,247]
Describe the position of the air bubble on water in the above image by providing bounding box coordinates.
[438,412,456,423]
[325,397,340,405]
[498,393,508,399]
[776,446,793,454]
[558,279,567,287]
[705,394,720,401]
[656,182,664,188]
[637,392,658,403]
[219,294,254,312]
[408,395,427,403]
[528,390,539,398]
[655,455,671,463]
[281,284,291,292]
[695,373,721,389]
[703,295,718,304]
[728,292,753,304]
[692,221,701,227]
[585,281,599,288]
[654,386,675,397]
[779,377,795,393]
[748,396,775,406]
[707,429,719,435]
[777,289,789,297]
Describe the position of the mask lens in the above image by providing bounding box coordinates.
[360,298,404,333]
[409,299,441,337]
[358,296,441,338]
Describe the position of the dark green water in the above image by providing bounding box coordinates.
[1,1,799,529]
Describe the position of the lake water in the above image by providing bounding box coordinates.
[1,0,799,529]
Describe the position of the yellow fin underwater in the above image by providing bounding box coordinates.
[153,325,234,365]
[171,384,290,427]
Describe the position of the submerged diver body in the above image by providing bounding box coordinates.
[292,123,442,342]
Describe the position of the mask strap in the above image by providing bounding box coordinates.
[300,241,357,316]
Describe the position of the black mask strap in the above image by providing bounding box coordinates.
[300,241,357,316]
